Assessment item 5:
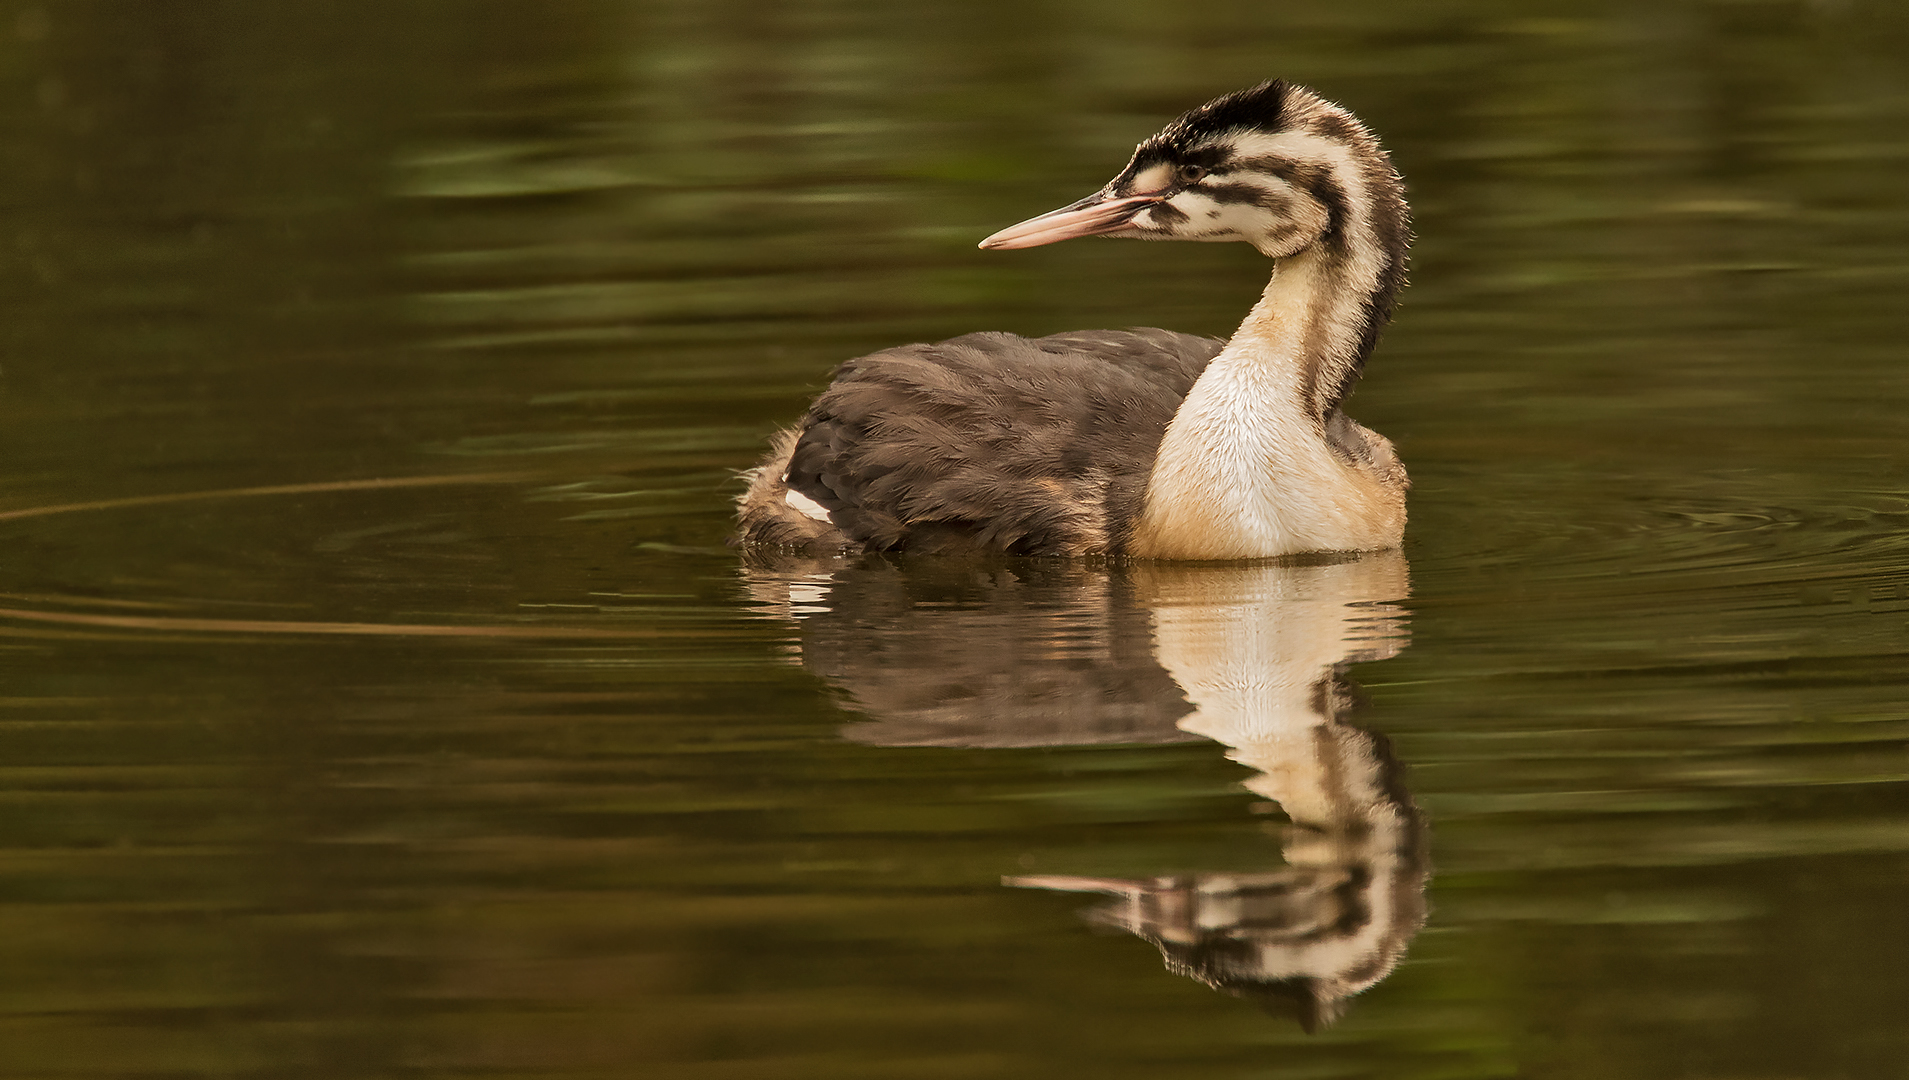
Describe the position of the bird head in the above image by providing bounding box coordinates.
[979,80,1406,263]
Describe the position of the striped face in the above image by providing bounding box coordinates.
[1108,132,1344,257]
[980,80,1407,274]
[980,80,1412,428]
[978,135,1337,257]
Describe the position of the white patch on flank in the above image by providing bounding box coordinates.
[784,488,833,523]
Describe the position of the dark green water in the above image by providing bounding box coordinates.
[5,2,1909,1077]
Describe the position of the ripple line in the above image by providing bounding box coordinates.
[0,471,543,523]
[0,605,650,639]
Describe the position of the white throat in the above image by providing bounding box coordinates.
[1127,249,1403,560]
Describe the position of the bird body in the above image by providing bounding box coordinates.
[737,80,1411,560]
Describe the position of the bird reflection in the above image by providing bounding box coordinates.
[742,553,1426,1030]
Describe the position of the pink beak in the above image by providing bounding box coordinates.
[977,192,1165,250]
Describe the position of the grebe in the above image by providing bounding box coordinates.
[737,80,1411,559]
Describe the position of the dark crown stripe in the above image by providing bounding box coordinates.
[1143,79,1292,154]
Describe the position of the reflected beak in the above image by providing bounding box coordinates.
[977,191,1165,250]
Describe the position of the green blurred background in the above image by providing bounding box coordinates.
[3,2,1909,1077]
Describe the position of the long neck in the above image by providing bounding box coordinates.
[1125,248,1405,560]
[1230,246,1365,421]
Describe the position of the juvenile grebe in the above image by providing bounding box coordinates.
[737,80,1411,559]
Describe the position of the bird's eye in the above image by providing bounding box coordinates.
[1176,164,1206,185]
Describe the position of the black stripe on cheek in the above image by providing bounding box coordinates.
[1147,202,1190,226]
[1246,159,1350,247]
[1203,182,1288,211]
[1232,155,1323,182]
[1308,174,1349,244]
[1263,221,1309,247]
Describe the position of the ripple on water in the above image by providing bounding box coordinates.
[0,468,741,644]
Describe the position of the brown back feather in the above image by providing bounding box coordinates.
[784,329,1222,556]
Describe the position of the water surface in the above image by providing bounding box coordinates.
[4,2,1909,1077]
